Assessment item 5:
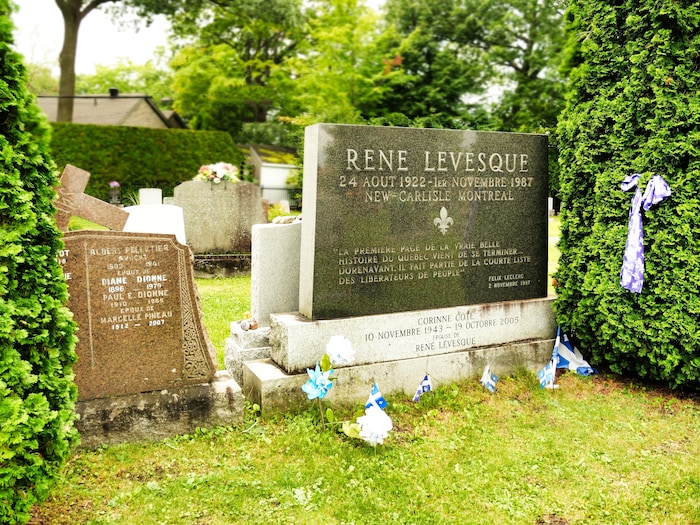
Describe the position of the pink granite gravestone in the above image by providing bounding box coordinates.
[60,230,217,400]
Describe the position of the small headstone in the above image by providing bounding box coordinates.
[59,230,217,401]
[123,188,187,245]
[172,180,267,253]
[138,188,163,205]
[300,124,549,319]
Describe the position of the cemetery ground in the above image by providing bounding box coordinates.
[29,217,700,524]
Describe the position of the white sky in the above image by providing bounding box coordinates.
[12,0,170,75]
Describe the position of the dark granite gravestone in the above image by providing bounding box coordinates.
[300,124,549,320]
[59,230,218,401]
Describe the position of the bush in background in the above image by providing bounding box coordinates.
[49,123,244,201]
[554,1,700,389]
[0,3,79,523]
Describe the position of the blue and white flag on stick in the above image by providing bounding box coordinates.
[480,365,499,393]
[413,374,433,402]
[538,358,558,389]
[554,327,598,376]
[365,383,388,410]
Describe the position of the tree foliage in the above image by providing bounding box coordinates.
[1,3,79,523]
[380,0,486,122]
[75,56,173,105]
[554,0,700,389]
[288,0,383,124]
[170,0,306,136]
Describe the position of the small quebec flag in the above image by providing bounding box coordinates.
[413,374,433,402]
[554,327,598,376]
[480,365,499,393]
[538,358,558,389]
[365,383,388,410]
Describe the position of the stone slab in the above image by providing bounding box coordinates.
[60,230,217,401]
[300,124,549,320]
[224,323,271,385]
[251,222,302,326]
[75,370,244,448]
[123,203,187,245]
[244,339,554,416]
[270,297,555,374]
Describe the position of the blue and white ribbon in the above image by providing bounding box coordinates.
[620,174,671,293]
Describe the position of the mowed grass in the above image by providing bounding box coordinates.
[195,274,251,368]
[31,372,700,524]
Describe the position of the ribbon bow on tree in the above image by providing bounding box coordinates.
[620,173,672,293]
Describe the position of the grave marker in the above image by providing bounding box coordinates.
[55,165,129,231]
[300,124,549,319]
[60,230,217,401]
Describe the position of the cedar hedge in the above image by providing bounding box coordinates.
[1,3,79,523]
[555,0,700,389]
[49,123,244,202]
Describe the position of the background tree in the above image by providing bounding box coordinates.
[463,0,567,132]
[75,54,173,104]
[1,3,78,523]
[52,0,204,122]
[170,0,306,141]
[288,0,383,124]
[554,0,700,389]
[24,63,59,94]
[379,0,487,124]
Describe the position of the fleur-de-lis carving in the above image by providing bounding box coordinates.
[434,207,453,235]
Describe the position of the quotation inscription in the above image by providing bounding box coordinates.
[336,241,533,287]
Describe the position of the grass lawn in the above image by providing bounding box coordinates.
[33,215,700,524]
[31,372,700,524]
[195,274,251,368]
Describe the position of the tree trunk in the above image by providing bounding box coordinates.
[56,1,81,122]
[56,0,113,122]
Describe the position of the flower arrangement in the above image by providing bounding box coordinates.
[301,335,393,447]
[193,162,240,184]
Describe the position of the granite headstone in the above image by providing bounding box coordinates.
[300,124,549,320]
[172,180,267,254]
[59,230,218,401]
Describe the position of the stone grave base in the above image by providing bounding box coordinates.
[225,323,271,386]
[75,370,244,449]
[243,339,554,416]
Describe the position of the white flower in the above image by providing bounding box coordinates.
[356,404,392,446]
[325,335,356,365]
[193,162,240,182]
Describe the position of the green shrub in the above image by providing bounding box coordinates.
[0,4,79,523]
[49,123,244,200]
[555,1,700,389]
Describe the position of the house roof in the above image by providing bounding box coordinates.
[36,90,186,129]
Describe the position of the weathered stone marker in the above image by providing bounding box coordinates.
[172,180,267,254]
[300,124,549,319]
[55,165,129,231]
[60,230,217,401]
